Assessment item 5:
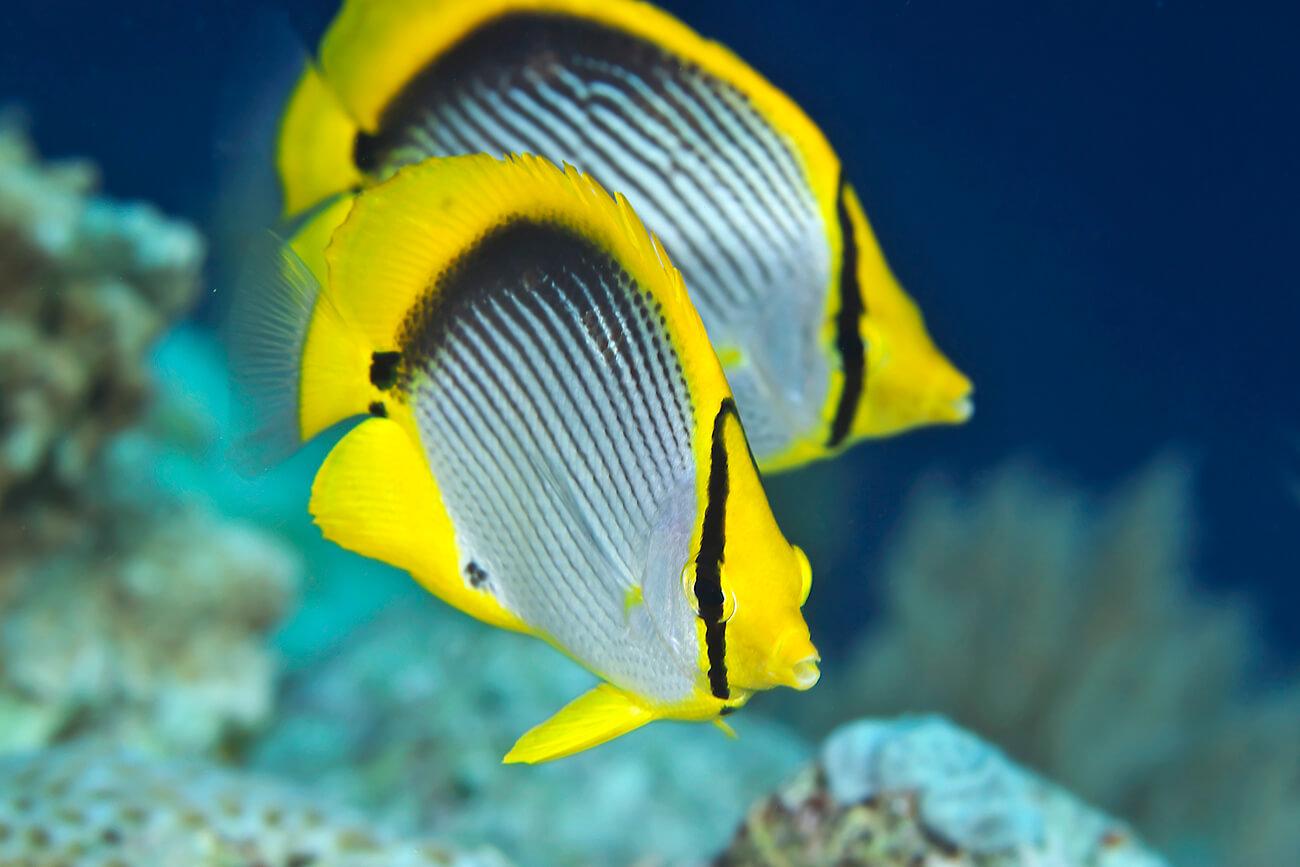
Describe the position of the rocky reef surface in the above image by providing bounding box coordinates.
[0,120,199,539]
[0,122,301,759]
[0,503,299,755]
[718,716,1166,867]
[0,742,512,867]
[792,461,1300,867]
[251,601,811,867]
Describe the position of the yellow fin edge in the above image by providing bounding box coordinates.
[504,683,657,764]
[317,0,839,229]
[310,416,527,633]
[278,63,364,217]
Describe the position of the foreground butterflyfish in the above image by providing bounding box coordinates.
[277,0,973,472]
[230,154,820,763]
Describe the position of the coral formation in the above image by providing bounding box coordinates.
[251,602,812,867]
[794,460,1300,867]
[0,504,299,755]
[0,120,201,543]
[1,114,1283,867]
[0,742,512,867]
[717,716,1166,867]
[0,123,302,760]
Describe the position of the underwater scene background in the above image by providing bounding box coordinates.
[1,1,1296,865]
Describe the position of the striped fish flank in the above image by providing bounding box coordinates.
[230,154,819,762]
[401,220,702,702]
[363,14,830,461]
[278,0,974,472]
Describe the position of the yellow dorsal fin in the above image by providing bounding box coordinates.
[504,683,657,764]
[323,153,702,362]
[278,64,363,217]
[310,416,527,632]
[316,0,837,184]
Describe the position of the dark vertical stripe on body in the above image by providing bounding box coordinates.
[826,183,866,448]
[694,398,738,700]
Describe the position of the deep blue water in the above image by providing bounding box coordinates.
[4,1,1297,651]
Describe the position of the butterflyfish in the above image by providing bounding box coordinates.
[276,0,974,472]
[229,153,820,763]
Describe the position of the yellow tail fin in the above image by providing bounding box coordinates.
[310,416,527,632]
[277,64,364,218]
[504,683,657,764]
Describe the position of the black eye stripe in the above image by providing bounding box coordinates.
[695,397,738,700]
[826,181,866,448]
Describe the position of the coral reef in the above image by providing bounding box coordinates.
[2,116,1283,867]
[0,124,302,760]
[0,503,299,755]
[0,742,512,867]
[794,460,1300,867]
[0,120,201,544]
[251,602,812,867]
[137,325,422,667]
[717,716,1166,867]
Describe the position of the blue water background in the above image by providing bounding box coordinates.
[4,1,1296,654]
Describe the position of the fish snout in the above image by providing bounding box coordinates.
[770,629,821,691]
[929,362,975,425]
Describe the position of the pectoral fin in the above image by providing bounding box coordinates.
[310,416,526,632]
[504,683,656,764]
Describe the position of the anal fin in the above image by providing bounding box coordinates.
[310,417,526,632]
[504,683,656,764]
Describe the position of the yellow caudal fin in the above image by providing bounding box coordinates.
[324,153,698,357]
[310,416,527,632]
[504,683,657,764]
[278,63,364,218]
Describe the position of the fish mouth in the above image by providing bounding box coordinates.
[948,393,975,423]
[792,656,821,690]
[769,631,821,690]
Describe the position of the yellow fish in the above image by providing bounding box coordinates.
[277,0,973,472]
[229,154,819,763]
